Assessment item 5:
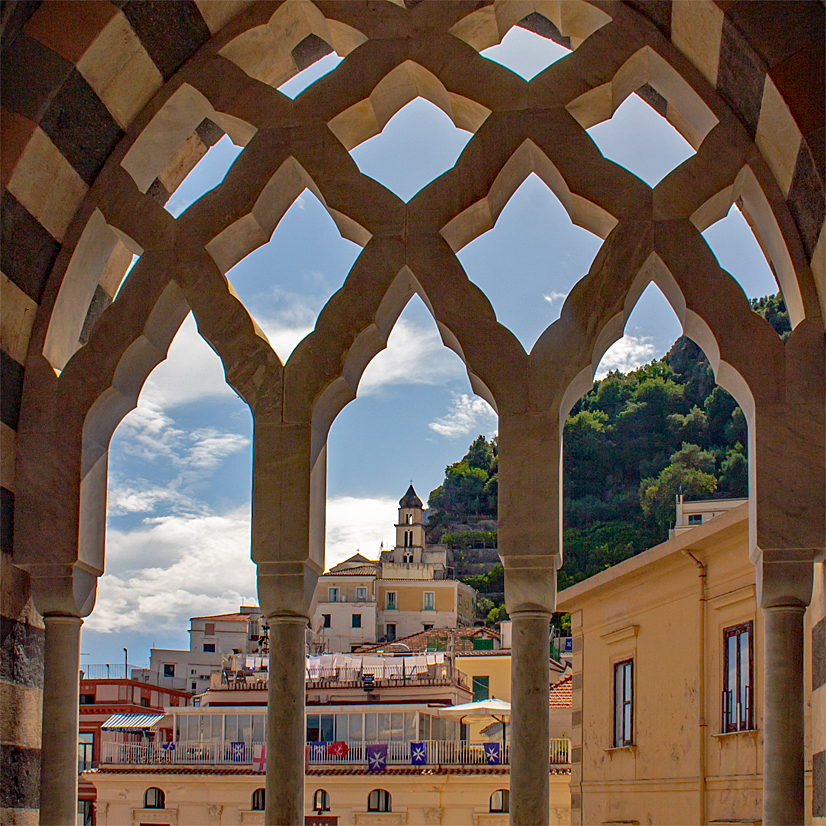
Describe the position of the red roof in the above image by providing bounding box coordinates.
[549,674,572,708]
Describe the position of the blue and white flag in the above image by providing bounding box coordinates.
[366,744,388,772]
[310,741,328,760]
[410,742,427,765]
[483,742,501,765]
[230,741,245,762]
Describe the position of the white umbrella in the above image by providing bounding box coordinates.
[436,698,511,748]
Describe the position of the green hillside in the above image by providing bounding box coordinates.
[429,294,788,603]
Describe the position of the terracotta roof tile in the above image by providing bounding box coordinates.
[549,674,572,708]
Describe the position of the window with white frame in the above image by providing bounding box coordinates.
[328,587,340,603]
[368,789,391,812]
[423,591,435,611]
[356,586,367,601]
[613,659,633,746]
[723,621,753,732]
[386,592,396,610]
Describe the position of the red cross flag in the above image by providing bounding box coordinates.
[253,743,266,772]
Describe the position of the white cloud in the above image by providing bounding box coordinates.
[325,495,398,569]
[87,506,255,635]
[428,393,497,438]
[543,290,567,305]
[139,314,238,408]
[596,334,658,378]
[87,495,400,637]
[358,319,465,395]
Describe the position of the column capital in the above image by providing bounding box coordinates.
[755,551,814,609]
[24,564,97,618]
[503,557,556,614]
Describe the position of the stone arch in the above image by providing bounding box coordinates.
[219,0,367,89]
[449,0,611,52]
[327,60,491,152]
[566,45,719,151]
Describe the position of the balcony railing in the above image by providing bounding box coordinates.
[99,738,570,767]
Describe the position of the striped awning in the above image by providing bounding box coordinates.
[101,713,165,731]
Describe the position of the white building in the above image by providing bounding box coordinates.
[135,606,265,695]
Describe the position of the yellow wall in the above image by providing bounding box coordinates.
[378,582,455,613]
[87,769,572,825]
[456,653,512,740]
[558,507,814,826]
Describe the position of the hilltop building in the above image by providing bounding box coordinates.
[310,488,478,653]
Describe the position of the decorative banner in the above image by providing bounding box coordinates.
[410,742,427,765]
[328,741,349,758]
[366,744,388,772]
[253,743,267,772]
[230,741,246,762]
[483,742,501,765]
[310,741,328,760]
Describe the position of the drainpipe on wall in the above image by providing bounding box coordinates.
[683,550,707,825]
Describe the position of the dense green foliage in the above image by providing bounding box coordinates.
[435,295,789,603]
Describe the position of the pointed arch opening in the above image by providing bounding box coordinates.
[81,303,254,662]
[220,187,363,365]
[219,0,366,89]
[567,46,718,154]
[690,165,805,329]
[450,1,611,54]
[455,171,604,352]
[480,18,571,80]
[559,260,755,589]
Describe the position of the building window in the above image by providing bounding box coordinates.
[490,789,509,813]
[356,587,367,601]
[386,623,396,641]
[472,675,490,703]
[723,621,754,732]
[423,624,433,631]
[423,591,435,611]
[313,789,331,812]
[329,587,340,603]
[79,693,95,705]
[78,732,94,772]
[688,514,703,525]
[367,789,392,812]
[77,800,93,826]
[386,592,396,610]
[140,697,150,708]
[249,619,259,639]
[406,513,413,524]
[402,551,413,564]
[614,659,634,746]
[205,622,215,635]
[163,664,175,678]
[191,682,197,691]
[323,614,331,629]
[203,643,215,652]
[251,788,265,810]
[352,614,362,629]
[144,787,165,809]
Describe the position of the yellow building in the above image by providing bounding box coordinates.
[557,503,818,826]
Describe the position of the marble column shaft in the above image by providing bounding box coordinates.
[265,616,308,826]
[39,615,82,826]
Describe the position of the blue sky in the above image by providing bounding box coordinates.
[82,27,777,666]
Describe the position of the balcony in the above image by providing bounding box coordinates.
[99,738,571,767]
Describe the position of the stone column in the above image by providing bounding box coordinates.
[265,615,308,825]
[498,411,559,825]
[510,605,552,826]
[39,614,83,826]
[758,554,813,826]
[762,603,806,825]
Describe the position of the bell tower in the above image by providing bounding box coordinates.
[394,485,426,563]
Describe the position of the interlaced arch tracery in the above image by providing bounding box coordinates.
[2,2,823,824]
